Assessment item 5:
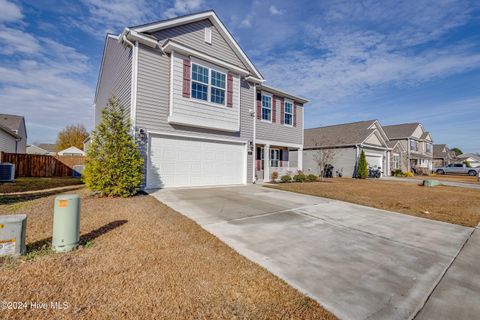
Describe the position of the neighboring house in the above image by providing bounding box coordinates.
[57,146,85,156]
[432,144,456,168]
[387,140,408,173]
[383,123,433,172]
[0,114,27,153]
[26,144,52,155]
[94,11,307,188]
[36,143,57,155]
[456,153,480,168]
[300,120,391,178]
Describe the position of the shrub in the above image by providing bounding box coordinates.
[356,150,368,179]
[392,169,403,177]
[306,174,317,182]
[83,97,144,197]
[271,171,279,181]
[404,171,414,177]
[293,173,306,183]
[280,175,292,183]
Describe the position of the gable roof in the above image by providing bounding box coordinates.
[129,10,263,80]
[58,146,84,155]
[304,120,383,148]
[457,153,480,161]
[37,143,57,153]
[0,123,20,139]
[258,84,309,104]
[0,113,24,133]
[383,123,421,139]
[433,144,447,157]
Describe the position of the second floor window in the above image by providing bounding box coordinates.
[261,94,272,121]
[410,140,418,151]
[425,143,432,153]
[191,63,226,105]
[284,101,293,125]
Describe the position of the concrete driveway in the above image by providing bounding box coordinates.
[151,185,476,320]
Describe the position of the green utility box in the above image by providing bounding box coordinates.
[52,194,80,253]
[423,180,441,187]
[0,214,27,256]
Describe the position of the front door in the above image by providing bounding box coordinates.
[270,149,280,168]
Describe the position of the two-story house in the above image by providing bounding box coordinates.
[383,123,433,172]
[94,11,307,189]
[0,113,27,154]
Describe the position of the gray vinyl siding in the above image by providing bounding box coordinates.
[16,120,26,153]
[301,147,357,177]
[94,36,132,127]
[256,100,303,145]
[135,44,255,182]
[151,19,248,71]
[0,130,16,153]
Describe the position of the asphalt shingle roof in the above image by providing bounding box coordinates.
[0,114,23,132]
[304,120,377,148]
[383,123,420,139]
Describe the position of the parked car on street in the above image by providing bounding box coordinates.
[433,163,479,176]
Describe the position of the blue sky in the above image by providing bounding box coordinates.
[1,0,479,152]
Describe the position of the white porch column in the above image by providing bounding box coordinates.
[297,148,303,171]
[385,151,390,176]
[264,144,270,182]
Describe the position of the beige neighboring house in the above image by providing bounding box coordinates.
[0,114,27,154]
[383,123,433,172]
[432,144,456,167]
[57,146,85,156]
[456,153,480,168]
[387,140,408,172]
[300,120,391,178]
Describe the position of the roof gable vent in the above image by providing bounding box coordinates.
[204,26,212,44]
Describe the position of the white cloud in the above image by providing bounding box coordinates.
[164,0,205,19]
[0,0,22,23]
[269,5,283,16]
[240,13,254,28]
[0,27,41,54]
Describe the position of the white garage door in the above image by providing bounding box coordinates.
[147,134,246,188]
[365,154,383,170]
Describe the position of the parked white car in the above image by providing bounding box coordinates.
[434,163,479,176]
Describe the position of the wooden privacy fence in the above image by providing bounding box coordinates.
[0,152,85,177]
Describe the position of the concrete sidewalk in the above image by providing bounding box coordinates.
[416,225,480,319]
[151,185,475,320]
[382,176,480,189]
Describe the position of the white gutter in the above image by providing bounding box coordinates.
[119,28,158,49]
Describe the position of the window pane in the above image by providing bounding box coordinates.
[211,87,225,104]
[284,102,292,113]
[192,64,208,84]
[211,70,226,88]
[284,114,292,125]
[262,108,271,121]
[261,95,272,121]
[192,82,208,101]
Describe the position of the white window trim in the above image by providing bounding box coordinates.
[270,148,280,167]
[261,92,273,123]
[283,99,294,127]
[190,61,227,107]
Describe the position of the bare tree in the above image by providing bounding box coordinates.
[312,147,335,179]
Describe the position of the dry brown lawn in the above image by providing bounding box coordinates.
[0,190,335,320]
[409,174,479,184]
[269,178,480,227]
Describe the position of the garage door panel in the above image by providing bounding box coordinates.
[147,135,245,188]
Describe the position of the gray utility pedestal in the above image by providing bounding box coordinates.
[0,214,27,256]
[52,194,80,253]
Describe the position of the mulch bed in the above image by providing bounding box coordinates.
[0,190,335,320]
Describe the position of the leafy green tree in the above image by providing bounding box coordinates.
[356,150,368,179]
[464,160,472,168]
[83,97,144,197]
[450,147,462,156]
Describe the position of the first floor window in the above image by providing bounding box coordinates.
[262,94,272,121]
[270,149,279,167]
[393,155,400,169]
[284,101,293,125]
